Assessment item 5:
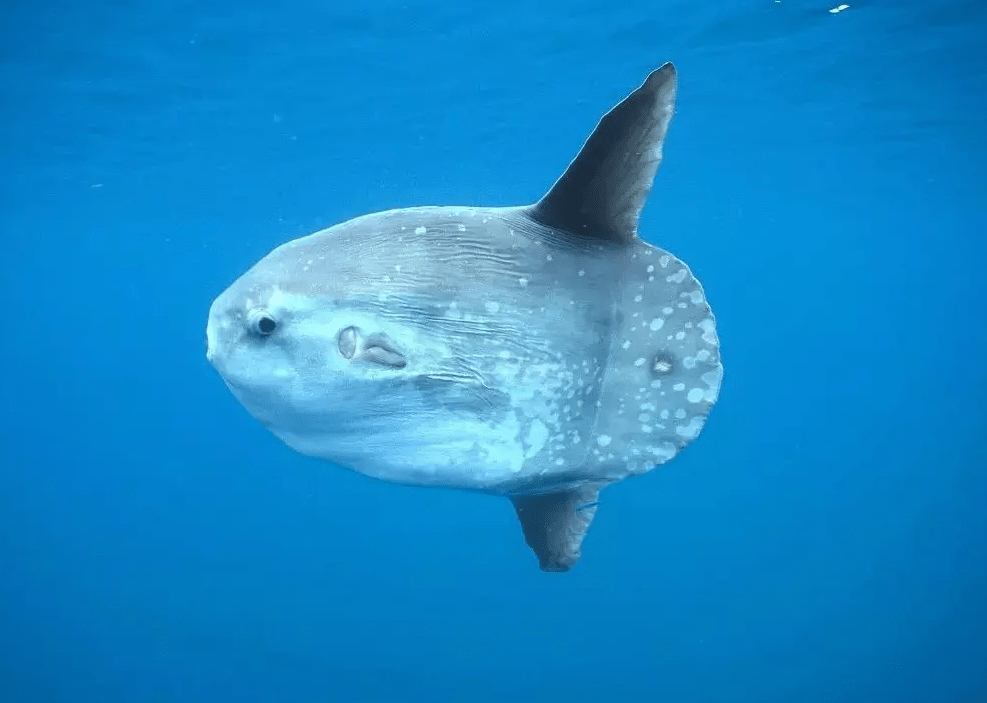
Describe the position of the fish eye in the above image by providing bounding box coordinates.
[248,309,278,337]
[257,316,277,335]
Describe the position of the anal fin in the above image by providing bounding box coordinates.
[510,485,601,572]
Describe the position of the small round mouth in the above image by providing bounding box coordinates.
[205,338,229,377]
[205,316,223,367]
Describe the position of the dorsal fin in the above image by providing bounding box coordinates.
[528,63,678,245]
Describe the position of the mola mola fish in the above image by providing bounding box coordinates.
[206,63,722,572]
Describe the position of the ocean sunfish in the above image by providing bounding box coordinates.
[206,63,723,571]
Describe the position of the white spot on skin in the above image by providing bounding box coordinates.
[415,226,426,234]
[647,265,655,273]
[578,270,585,277]
[663,307,674,315]
[649,318,664,331]
[675,409,687,419]
[690,289,704,304]
[524,419,548,460]
[650,442,677,462]
[634,294,643,303]
[675,331,686,340]
[667,268,688,284]
[485,301,500,314]
[687,388,704,403]
[518,278,528,287]
[659,254,670,268]
[622,340,631,349]
[634,358,646,367]
[701,368,723,402]
[457,224,466,232]
[676,416,705,440]
[673,382,685,391]
[597,435,612,447]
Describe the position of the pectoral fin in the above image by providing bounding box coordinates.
[510,484,602,572]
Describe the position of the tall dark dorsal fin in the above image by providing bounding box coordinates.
[528,63,678,245]
[510,484,602,572]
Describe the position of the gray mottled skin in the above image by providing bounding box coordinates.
[206,64,723,572]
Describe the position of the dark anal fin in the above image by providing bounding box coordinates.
[528,63,678,245]
[510,485,602,572]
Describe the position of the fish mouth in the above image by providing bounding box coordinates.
[204,339,224,377]
[204,305,228,370]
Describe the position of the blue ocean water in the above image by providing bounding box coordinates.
[2,0,985,700]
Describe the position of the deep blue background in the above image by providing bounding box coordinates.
[2,1,985,701]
